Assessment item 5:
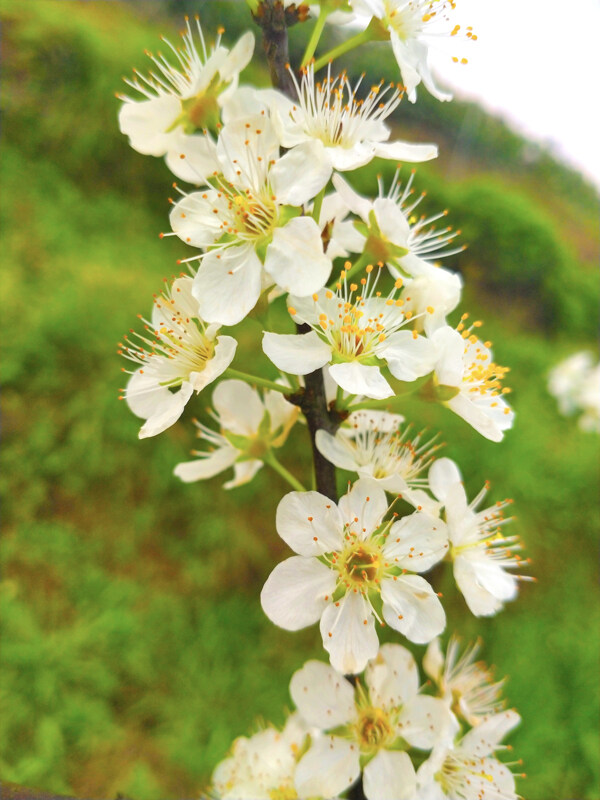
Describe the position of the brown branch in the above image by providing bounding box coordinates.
[253,1,342,503]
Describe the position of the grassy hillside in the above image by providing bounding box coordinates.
[1,2,598,798]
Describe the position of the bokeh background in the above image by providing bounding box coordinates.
[1,1,599,798]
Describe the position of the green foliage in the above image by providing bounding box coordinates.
[1,2,598,799]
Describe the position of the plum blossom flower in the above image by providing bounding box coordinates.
[423,636,506,726]
[416,710,521,800]
[316,410,441,512]
[290,647,455,800]
[263,266,437,400]
[261,479,448,674]
[118,17,254,182]
[351,0,474,102]
[210,713,311,799]
[429,458,525,617]
[332,173,463,333]
[169,115,332,325]
[429,317,514,442]
[548,351,600,433]
[268,63,437,175]
[174,379,299,488]
[119,276,236,438]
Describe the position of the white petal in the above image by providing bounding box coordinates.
[428,457,463,504]
[294,736,360,798]
[193,245,263,325]
[431,326,465,387]
[338,480,388,538]
[165,134,219,184]
[454,555,518,617]
[383,512,449,572]
[270,140,331,206]
[381,575,446,644]
[328,362,393,400]
[332,173,372,222]
[461,711,521,757]
[263,331,331,375]
[446,393,512,442]
[261,556,337,631]
[315,430,360,472]
[380,331,437,381]
[422,639,444,684]
[264,388,296,434]
[373,198,410,247]
[289,661,355,729]
[173,445,239,483]
[321,591,379,674]
[223,459,263,489]
[118,95,181,156]
[212,379,264,436]
[398,696,456,750]
[373,138,438,163]
[365,643,419,708]
[218,31,255,81]
[363,750,416,800]
[265,217,332,296]
[276,491,344,556]
[189,335,237,392]
[125,371,194,439]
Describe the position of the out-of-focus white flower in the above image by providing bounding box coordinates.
[429,458,525,617]
[169,115,332,325]
[261,479,448,674]
[211,713,308,799]
[119,277,236,438]
[290,646,455,800]
[429,317,514,442]
[263,266,437,400]
[548,351,600,433]
[417,710,521,800]
[118,18,254,182]
[350,0,474,102]
[174,379,299,489]
[424,636,506,726]
[316,410,441,512]
[268,63,437,175]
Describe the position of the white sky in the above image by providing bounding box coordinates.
[427,0,600,189]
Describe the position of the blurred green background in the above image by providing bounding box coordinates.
[1,1,598,798]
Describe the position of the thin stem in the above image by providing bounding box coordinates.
[225,368,289,394]
[302,5,330,66]
[311,186,326,223]
[264,451,306,492]
[313,28,372,72]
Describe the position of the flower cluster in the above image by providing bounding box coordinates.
[117,5,526,798]
[208,641,522,800]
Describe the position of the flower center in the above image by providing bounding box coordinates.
[339,542,382,589]
[355,706,395,753]
[269,788,298,800]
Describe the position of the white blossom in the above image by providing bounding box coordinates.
[263,266,437,400]
[423,636,506,726]
[290,646,455,800]
[118,18,254,182]
[261,480,448,674]
[169,115,332,325]
[119,277,236,438]
[350,0,474,102]
[211,713,309,799]
[430,318,514,442]
[174,379,298,488]
[417,711,521,800]
[548,351,600,432]
[429,459,525,617]
[316,410,441,512]
[268,63,437,175]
